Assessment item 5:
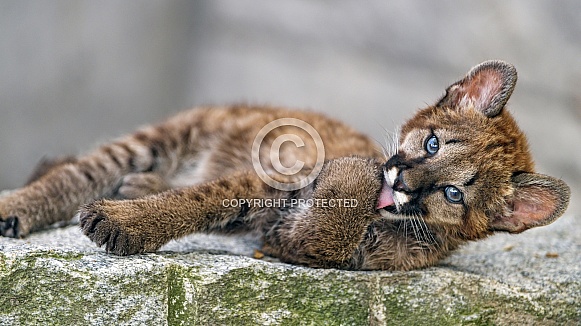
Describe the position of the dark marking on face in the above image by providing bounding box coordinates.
[465,173,479,187]
[484,141,511,151]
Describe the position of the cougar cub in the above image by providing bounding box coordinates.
[0,61,570,271]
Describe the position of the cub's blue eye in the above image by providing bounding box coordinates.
[425,135,439,155]
[444,186,463,203]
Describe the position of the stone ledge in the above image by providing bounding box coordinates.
[0,214,579,325]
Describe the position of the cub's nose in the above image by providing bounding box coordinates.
[393,171,412,193]
[383,164,412,193]
[384,154,414,193]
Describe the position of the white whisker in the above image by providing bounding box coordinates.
[380,125,401,158]
[371,136,390,161]
[410,216,420,248]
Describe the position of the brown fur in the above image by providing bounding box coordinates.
[0,61,570,271]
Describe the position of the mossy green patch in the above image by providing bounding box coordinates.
[1,250,578,325]
[167,265,200,325]
[24,250,84,261]
[380,274,492,325]
[0,252,168,325]
[188,264,371,325]
[377,271,579,325]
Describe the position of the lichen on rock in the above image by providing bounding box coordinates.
[0,223,579,325]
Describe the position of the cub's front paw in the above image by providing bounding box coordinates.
[0,215,20,238]
[79,201,148,255]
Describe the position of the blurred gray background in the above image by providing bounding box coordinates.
[1,1,580,213]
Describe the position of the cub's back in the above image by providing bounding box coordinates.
[163,105,383,182]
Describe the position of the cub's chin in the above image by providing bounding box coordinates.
[378,205,398,218]
[378,204,422,220]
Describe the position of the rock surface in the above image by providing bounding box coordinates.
[1,212,579,325]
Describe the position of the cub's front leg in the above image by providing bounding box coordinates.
[273,157,384,269]
[80,171,270,255]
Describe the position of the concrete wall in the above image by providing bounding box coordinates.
[1,1,580,211]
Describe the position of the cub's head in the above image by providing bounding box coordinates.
[377,61,570,240]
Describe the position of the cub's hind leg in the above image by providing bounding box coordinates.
[114,173,172,199]
[0,108,212,237]
[0,153,134,237]
[24,156,78,185]
[0,156,77,237]
[0,134,167,238]
[21,156,165,198]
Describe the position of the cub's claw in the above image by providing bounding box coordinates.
[0,216,20,238]
[79,203,145,255]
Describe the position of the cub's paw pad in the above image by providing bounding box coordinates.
[0,216,19,238]
[79,203,144,256]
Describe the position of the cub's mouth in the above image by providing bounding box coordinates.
[376,180,395,211]
[376,169,417,218]
[376,180,401,217]
[377,174,399,217]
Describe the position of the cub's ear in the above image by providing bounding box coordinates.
[436,60,517,117]
[491,173,570,233]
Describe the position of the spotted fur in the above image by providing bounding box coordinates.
[0,61,570,270]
